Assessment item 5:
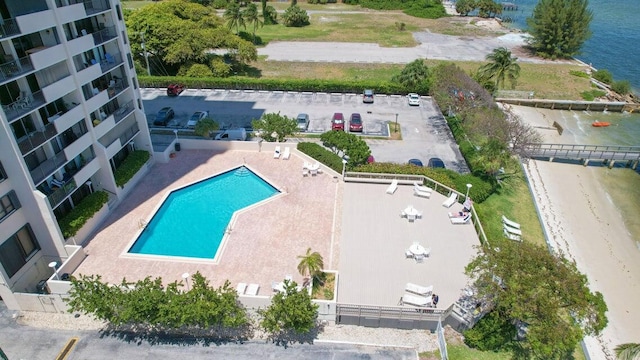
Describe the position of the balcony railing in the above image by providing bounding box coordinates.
[30,151,68,185]
[83,0,111,15]
[100,52,123,73]
[108,78,128,99]
[92,26,117,45]
[0,56,35,84]
[99,121,139,147]
[0,18,21,38]
[18,122,58,155]
[113,100,134,124]
[47,178,77,208]
[2,90,46,122]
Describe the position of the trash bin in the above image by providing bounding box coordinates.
[175,142,181,151]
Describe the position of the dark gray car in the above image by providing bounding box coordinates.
[296,113,310,131]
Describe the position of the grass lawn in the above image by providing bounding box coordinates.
[121,0,155,10]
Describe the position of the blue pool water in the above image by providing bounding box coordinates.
[129,166,279,259]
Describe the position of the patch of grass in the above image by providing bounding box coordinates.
[474,172,545,247]
[581,89,607,101]
[252,61,402,81]
[121,0,154,10]
[312,272,335,300]
[388,122,402,140]
[439,344,513,359]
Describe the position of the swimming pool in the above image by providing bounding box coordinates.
[128,166,279,259]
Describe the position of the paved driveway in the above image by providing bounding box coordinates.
[141,89,469,172]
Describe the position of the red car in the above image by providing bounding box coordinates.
[167,84,185,96]
[349,113,363,132]
[331,112,345,131]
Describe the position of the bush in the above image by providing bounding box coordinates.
[404,0,447,18]
[569,69,590,78]
[114,150,151,187]
[185,63,213,78]
[593,69,613,84]
[395,21,406,31]
[612,80,631,95]
[463,310,516,351]
[580,89,606,101]
[297,142,343,174]
[139,75,406,94]
[263,5,278,25]
[282,5,310,27]
[209,58,232,77]
[58,191,108,238]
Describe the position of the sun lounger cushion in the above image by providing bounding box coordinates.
[414,187,431,198]
[402,293,432,307]
[504,228,522,241]
[450,213,471,224]
[236,283,247,295]
[442,193,458,208]
[273,146,281,159]
[246,283,260,296]
[386,179,398,195]
[282,147,290,160]
[503,224,522,236]
[502,215,521,229]
[405,283,433,296]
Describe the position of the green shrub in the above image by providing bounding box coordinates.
[114,150,151,187]
[463,310,516,351]
[593,69,613,84]
[580,89,606,101]
[139,75,406,94]
[297,142,343,173]
[569,69,590,78]
[282,5,310,27]
[209,58,232,77]
[612,80,631,95]
[395,21,406,31]
[185,63,213,78]
[58,191,108,238]
[404,0,447,18]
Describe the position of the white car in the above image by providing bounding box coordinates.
[187,111,209,129]
[407,93,421,106]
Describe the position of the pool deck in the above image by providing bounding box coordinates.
[74,149,342,294]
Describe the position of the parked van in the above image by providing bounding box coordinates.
[214,128,247,141]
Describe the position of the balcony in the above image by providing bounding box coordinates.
[113,100,134,124]
[100,52,123,73]
[30,151,68,185]
[99,121,139,148]
[2,90,46,123]
[108,78,128,99]
[18,122,57,155]
[47,178,77,209]
[0,18,21,38]
[92,26,117,46]
[0,56,35,84]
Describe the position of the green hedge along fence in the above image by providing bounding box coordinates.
[58,191,108,238]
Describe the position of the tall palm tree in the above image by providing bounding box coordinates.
[243,3,263,44]
[478,47,521,89]
[224,3,245,34]
[615,343,640,360]
[297,247,324,280]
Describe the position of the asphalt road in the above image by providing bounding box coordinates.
[141,88,469,172]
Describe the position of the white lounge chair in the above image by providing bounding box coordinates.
[282,146,290,160]
[413,182,433,193]
[502,215,521,229]
[405,249,414,258]
[503,224,522,236]
[236,282,247,295]
[246,283,260,296]
[414,187,431,198]
[402,293,432,307]
[302,168,309,177]
[386,179,398,195]
[504,228,522,241]
[405,283,433,296]
[273,146,281,159]
[442,193,458,208]
[450,213,472,224]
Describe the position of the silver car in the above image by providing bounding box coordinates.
[296,113,310,131]
[187,111,209,129]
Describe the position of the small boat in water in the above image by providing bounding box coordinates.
[592,121,611,127]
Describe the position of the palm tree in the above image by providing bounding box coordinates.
[615,343,640,360]
[243,3,263,44]
[297,247,324,280]
[224,3,245,34]
[478,47,521,89]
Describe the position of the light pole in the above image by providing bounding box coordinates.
[48,261,59,280]
[182,272,190,291]
[465,183,472,199]
[395,113,398,133]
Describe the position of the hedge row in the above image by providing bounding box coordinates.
[58,191,108,238]
[296,142,343,174]
[114,150,151,187]
[138,76,408,95]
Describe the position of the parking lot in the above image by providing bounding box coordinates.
[141,88,469,172]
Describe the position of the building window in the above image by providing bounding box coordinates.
[0,161,6,182]
[116,5,123,21]
[132,77,137,89]
[0,191,21,223]
[122,31,127,44]
[127,53,133,69]
[0,225,40,278]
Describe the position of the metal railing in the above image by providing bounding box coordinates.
[18,122,58,155]
[92,26,117,45]
[99,121,139,147]
[108,78,128,99]
[113,100,134,123]
[336,303,452,322]
[30,151,68,185]
[523,143,640,162]
[99,51,123,73]
[47,178,77,208]
[2,90,46,122]
[0,18,21,37]
[0,55,34,83]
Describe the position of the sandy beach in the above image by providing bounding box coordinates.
[510,105,640,359]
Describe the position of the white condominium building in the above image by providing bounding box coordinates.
[0,0,152,310]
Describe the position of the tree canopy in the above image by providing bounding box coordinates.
[526,0,593,59]
[251,112,298,142]
[282,5,310,27]
[465,241,608,358]
[258,280,319,339]
[392,59,430,94]
[478,47,521,90]
[125,0,256,75]
[320,131,371,168]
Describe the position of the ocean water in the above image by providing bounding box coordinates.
[503,0,640,92]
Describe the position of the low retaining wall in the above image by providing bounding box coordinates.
[497,98,628,112]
